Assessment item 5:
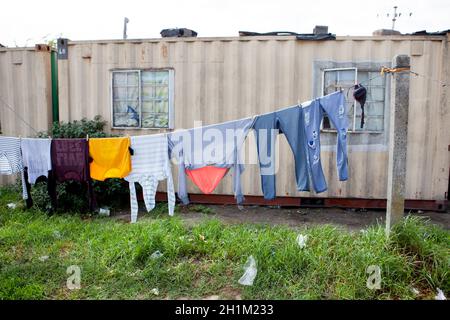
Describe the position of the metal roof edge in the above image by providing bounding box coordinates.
[64,34,447,45]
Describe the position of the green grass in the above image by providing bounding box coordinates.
[189,205,215,215]
[0,187,448,300]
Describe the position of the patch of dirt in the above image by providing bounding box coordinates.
[110,203,450,230]
[219,287,242,300]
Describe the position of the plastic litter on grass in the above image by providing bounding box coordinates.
[238,255,257,286]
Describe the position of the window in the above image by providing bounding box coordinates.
[111,69,174,129]
[322,67,386,132]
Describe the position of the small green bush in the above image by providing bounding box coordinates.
[37,115,110,139]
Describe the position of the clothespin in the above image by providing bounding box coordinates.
[86,134,89,141]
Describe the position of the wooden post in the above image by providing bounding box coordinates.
[386,55,411,235]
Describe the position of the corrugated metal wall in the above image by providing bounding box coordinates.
[0,47,53,185]
[58,35,450,200]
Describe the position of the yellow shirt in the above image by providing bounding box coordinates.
[89,137,131,181]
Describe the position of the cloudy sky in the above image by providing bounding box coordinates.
[1,0,449,46]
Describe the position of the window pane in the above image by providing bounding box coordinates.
[127,86,139,101]
[324,69,355,94]
[368,72,385,86]
[113,110,139,127]
[355,101,384,117]
[142,101,155,113]
[113,101,127,113]
[357,72,368,84]
[155,100,168,113]
[113,100,139,128]
[113,86,126,100]
[141,71,154,84]
[368,102,385,116]
[127,72,138,86]
[154,87,168,99]
[154,114,169,128]
[142,86,155,100]
[113,73,126,86]
[367,87,385,102]
[142,113,155,128]
[355,115,383,131]
[154,71,169,84]
[140,70,170,128]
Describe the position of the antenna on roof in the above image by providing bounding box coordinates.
[376,6,413,31]
[123,17,129,39]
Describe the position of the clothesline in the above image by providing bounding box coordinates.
[0,96,40,135]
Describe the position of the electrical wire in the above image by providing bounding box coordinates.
[0,95,39,135]
[410,71,447,87]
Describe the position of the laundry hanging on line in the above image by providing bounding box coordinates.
[253,105,310,200]
[88,137,132,181]
[51,138,96,211]
[0,90,350,221]
[252,90,348,198]
[0,136,29,201]
[125,134,175,223]
[301,91,348,193]
[168,117,255,205]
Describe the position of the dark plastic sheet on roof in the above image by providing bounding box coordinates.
[408,29,450,36]
[238,31,336,40]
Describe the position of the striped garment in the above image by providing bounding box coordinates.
[124,134,175,223]
[0,136,28,199]
[21,138,52,184]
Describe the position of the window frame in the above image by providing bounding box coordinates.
[110,68,175,130]
[313,61,391,147]
[313,64,391,134]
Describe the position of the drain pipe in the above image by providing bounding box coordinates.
[50,49,59,123]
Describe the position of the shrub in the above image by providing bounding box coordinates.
[37,115,109,139]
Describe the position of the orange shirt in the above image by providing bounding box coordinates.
[88,137,131,181]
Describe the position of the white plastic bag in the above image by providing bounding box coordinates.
[435,288,446,300]
[238,255,257,286]
[7,203,16,209]
[296,234,308,249]
[150,250,163,259]
[151,288,159,296]
[99,207,110,217]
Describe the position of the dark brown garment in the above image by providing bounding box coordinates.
[52,139,90,182]
[51,139,96,210]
